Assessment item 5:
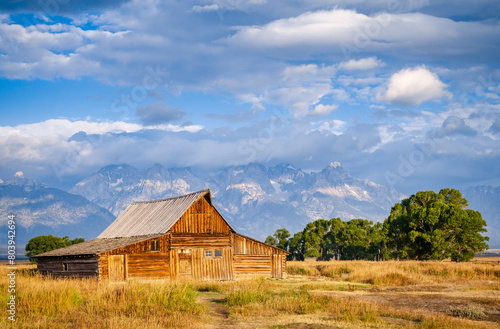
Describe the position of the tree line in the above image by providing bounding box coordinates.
[265,189,489,262]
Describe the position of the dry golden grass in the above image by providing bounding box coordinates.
[288,260,500,286]
[1,260,499,329]
[0,264,206,329]
[473,256,500,263]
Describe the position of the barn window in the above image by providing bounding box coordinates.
[62,263,68,271]
[151,240,160,252]
[214,250,222,257]
[205,250,212,257]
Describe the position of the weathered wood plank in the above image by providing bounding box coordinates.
[109,255,125,282]
[171,197,231,234]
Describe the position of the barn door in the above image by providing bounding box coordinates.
[109,255,126,282]
[178,252,192,277]
[271,254,283,278]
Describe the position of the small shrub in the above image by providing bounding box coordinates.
[446,305,487,320]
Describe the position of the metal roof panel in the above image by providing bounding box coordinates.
[97,189,211,238]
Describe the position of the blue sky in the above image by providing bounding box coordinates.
[0,0,499,194]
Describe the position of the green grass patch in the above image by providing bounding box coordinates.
[222,286,273,306]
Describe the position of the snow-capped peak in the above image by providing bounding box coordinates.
[329,161,341,168]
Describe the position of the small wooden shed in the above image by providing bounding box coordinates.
[35,189,289,281]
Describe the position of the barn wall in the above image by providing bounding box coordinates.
[170,234,231,249]
[233,254,271,278]
[37,256,99,278]
[197,248,233,281]
[169,197,234,280]
[232,234,288,255]
[127,253,170,279]
[170,234,233,281]
[99,234,170,280]
[171,197,231,234]
[232,234,288,278]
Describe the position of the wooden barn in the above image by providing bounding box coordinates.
[35,189,289,281]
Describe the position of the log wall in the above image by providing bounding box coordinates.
[232,234,288,278]
[233,255,271,278]
[37,256,99,278]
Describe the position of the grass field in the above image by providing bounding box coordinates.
[1,259,499,328]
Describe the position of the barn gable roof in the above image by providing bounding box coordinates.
[34,234,164,257]
[97,189,233,238]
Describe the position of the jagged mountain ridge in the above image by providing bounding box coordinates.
[70,164,205,215]
[70,162,405,239]
[0,172,116,245]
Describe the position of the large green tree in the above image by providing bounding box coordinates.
[264,235,278,246]
[25,235,85,263]
[288,231,304,260]
[265,228,291,251]
[302,219,330,259]
[338,219,383,260]
[324,217,344,260]
[383,188,488,261]
[274,228,291,250]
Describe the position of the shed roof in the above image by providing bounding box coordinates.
[34,234,164,257]
[98,189,232,238]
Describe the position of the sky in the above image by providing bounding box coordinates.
[0,0,499,194]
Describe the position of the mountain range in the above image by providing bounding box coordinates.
[1,163,498,249]
[0,172,115,247]
[69,162,405,239]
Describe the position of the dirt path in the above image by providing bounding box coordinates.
[197,292,236,329]
[197,292,342,329]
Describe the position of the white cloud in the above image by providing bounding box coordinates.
[0,119,142,138]
[227,8,500,63]
[264,83,333,117]
[316,120,346,135]
[191,4,220,12]
[338,57,384,71]
[228,9,368,48]
[308,104,339,116]
[379,66,451,105]
[281,64,335,84]
[0,118,201,139]
[0,21,130,80]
